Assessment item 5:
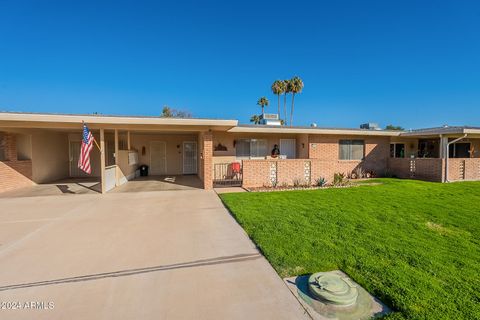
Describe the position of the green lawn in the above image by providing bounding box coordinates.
[220,179,480,320]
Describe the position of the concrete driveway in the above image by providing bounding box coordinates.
[0,190,308,320]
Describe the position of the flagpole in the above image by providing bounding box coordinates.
[82,121,102,152]
[93,137,102,152]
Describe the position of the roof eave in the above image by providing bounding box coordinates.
[0,112,238,129]
[228,126,402,136]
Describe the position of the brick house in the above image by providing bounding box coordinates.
[1,112,479,193]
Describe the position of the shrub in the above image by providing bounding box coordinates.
[333,172,348,186]
[292,177,303,187]
[351,167,365,179]
[315,177,327,187]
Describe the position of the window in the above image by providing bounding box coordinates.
[390,143,405,158]
[235,139,250,158]
[235,139,268,158]
[449,143,471,158]
[339,140,364,160]
[418,139,439,158]
[119,139,128,150]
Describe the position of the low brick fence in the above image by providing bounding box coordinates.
[0,133,34,192]
[242,159,385,188]
[240,157,480,188]
[447,158,480,181]
[388,158,444,182]
[388,158,480,182]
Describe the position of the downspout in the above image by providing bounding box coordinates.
[444,134,468,182]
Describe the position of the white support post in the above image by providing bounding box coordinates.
[100,129,106,194]
[114,129,119,186]
[440,135,448,159]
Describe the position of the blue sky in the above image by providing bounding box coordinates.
[0,0,479,129]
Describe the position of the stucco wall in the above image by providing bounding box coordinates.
[131,134,197,175]
[117,150,138,183]
[32,131,70,183]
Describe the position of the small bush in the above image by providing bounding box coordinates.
[292,177,303,187]
[351,167,365,179]
[366,170,376,178]
[315,177,327,187]
[333,172,348,186]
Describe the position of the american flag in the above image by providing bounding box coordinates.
[78,123,94,174]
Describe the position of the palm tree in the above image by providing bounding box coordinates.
[257,97,269,115]
[250,114,261,124]
[283,80,290,126]
[271,80,286,122]
[288,76,304,127]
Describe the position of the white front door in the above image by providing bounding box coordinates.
[183,141,197,174]
[280,139,296,159]
[69,141,89,177]
[150,141,167,175]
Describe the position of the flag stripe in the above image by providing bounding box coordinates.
[78,124,94,174]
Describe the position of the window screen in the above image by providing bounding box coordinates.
[250,139,267,158]
[235,139,267,158]
[339,140,364,160]
[235,139,251,158]
[449,143,471,158]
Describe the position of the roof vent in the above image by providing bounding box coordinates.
[360,123,381,130]
[311,123,317,128]
[443,124,449,128]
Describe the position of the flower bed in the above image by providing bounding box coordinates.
[245,180,381,192]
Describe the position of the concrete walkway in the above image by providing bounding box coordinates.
[0,190,309,320]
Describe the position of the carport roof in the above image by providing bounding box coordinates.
[0,112,238,131]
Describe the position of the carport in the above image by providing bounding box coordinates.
[0,112,237,195]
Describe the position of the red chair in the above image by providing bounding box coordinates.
[230,162,241,180]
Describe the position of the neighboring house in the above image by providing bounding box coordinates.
[0,112,479,193]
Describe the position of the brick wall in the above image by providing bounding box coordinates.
[388,158,444,182]
[243,158,386,188]
[242,160,273,187]
[308,135,389,173]
[447,158,480,181]
[199,132,213,190]
[0,133,34,192]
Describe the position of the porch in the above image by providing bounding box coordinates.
[389,131,480,182]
